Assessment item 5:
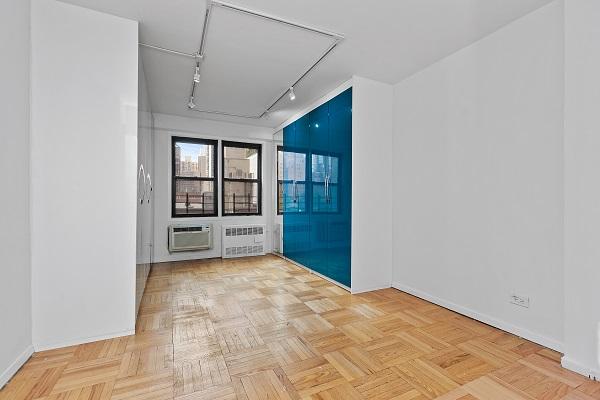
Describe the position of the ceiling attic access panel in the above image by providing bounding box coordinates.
[192,3,337,118]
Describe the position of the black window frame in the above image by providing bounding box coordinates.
[222,140,262,216]
[171,136,218,218]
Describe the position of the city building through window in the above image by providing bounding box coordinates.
[222,141,262,216]
[172,137,218,217]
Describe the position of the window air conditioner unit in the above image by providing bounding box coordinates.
[168,224,212,252]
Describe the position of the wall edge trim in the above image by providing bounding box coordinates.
[0,345,34,389]
[34,329,135,352]
[273,78,353,132]
[391,281,564,353]
[561,356,600,380]
[351,284,391,295]
[272,252,351,292]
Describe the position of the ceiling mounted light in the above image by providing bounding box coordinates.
[193,65,201,83]
[288,87,296,101]
[188,97,196,109]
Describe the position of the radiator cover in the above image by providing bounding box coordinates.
[222,224,266,258]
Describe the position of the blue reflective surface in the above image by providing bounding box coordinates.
[283,88,352,288]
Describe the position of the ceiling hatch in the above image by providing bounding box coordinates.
[189,1,342,119]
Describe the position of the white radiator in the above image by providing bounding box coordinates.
[222,224,266,258]
[168,224,212,252]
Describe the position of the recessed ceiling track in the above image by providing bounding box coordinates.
[138,43,196,59]
[187,0,344,119]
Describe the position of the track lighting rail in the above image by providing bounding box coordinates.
[187,0,344,119]
[139,43,196,58]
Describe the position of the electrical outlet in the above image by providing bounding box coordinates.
[510,294,530,308]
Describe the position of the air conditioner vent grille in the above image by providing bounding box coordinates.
[225,226,264,237]
[222,224,266,259]
[173,226,207,233]
[169,224,212,252]
[224,245,264,257]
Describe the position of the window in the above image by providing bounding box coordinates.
[277,146,307,214]
[172,137,218,217]
[222,141,262,215]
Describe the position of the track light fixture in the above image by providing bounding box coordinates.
[193,65,201,83]
[179,0,343,117]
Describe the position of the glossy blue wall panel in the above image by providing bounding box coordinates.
[283,118,310,267]
[282,122,300,261]
[308,102,330,278]
[283,88,352,288]
[326,88,352,287]
[292,115,311,268]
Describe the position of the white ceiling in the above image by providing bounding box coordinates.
[60,0,554,128]
[191,5,336,118]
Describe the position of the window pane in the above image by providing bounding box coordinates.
[174,141,214,178]
[174,179,215,216]
[224,181,259,214]
[278,150,284,180]
[224,146,259,179]
[278,181,284,212]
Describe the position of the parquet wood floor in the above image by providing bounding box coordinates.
[2,255,599,400]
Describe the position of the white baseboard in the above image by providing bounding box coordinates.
[272,253,351,292]
[392,282,563,352]
[562,356,600,380]
[0,344,34,389]
[34,329,135,352]
[351,284,391,294]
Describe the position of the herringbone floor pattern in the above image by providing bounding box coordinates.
[2,255,599,399]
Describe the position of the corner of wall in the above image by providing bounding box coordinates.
[0,345,34,389]
[0,0,33,389]
[561,356,599,381]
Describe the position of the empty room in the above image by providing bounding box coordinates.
[2,0,600,399]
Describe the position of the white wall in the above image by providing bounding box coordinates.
[351,76,394,293]
[136,53,154,315]
[152,113,274,263]
[392,1,564,350]
[0,0,33,388]
[562,0,600,379]
[31,0,138,350]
